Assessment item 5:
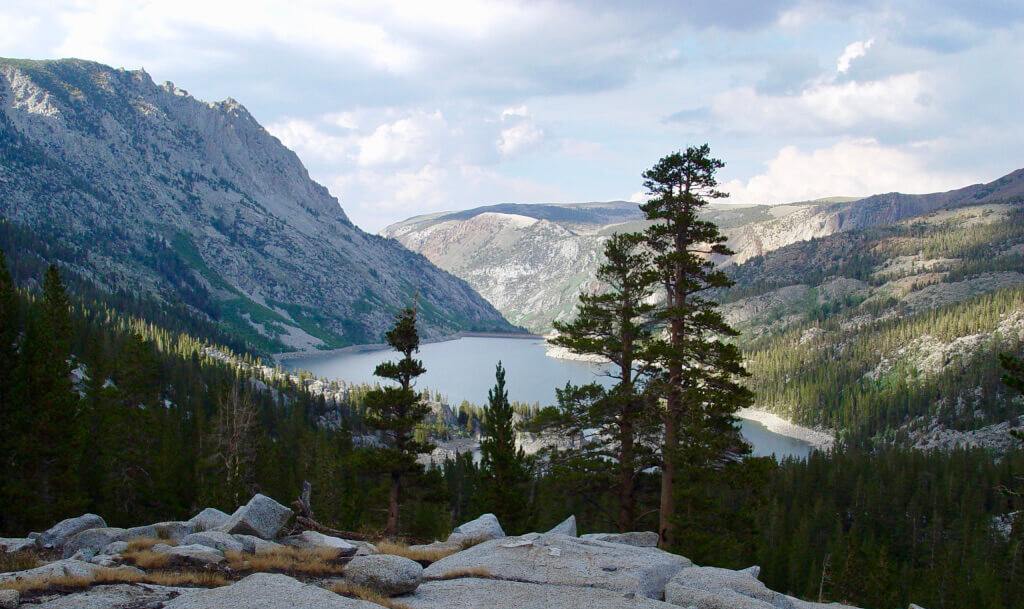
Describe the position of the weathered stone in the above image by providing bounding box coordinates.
[546,515,577,536]
[0,589,18,609]
[347,540,378,555]
[162,572,379,609]
[279,530,355,552]
[233,534,284,554]
[62,527,127,559]
[217,494,292,539]
[181,531,246,553]
[30,584,194,609]
[343,554,423,596]
[446,513,504,544]
[665,566,795,609]
[786,597,861,609]
[580,531,660,547]
[151,543,225,566]
[89,553,121,567]
[123,521,194,542]
[100,540,130,556]
[187,507,231,532]
[0,559,122,585]
[38,513,107,550]
[0,537,36,553]
[403,578,678,609]
[409,540,462,555]
[424,533,691,599]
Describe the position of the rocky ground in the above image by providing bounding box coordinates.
[0,494,914,609]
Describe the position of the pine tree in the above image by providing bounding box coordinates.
[363,305,434,536]
[546,232,661,530]
[0,249,19,533]
[639,146,753,547]
[479,361,531,532]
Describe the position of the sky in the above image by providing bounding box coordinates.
[3,1,1023,232]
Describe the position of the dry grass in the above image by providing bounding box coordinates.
[0,550,43,573]
[329,582,413,609]
[0,566,228,595]
[375,540,460,563]
[124,537,177,552]
[223,546,346,576]
[121,549,172,569]
[426,566,494,581]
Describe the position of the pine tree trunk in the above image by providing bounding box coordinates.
[387,471,400,536]
[619,416,635,532]
[659,412,677,547]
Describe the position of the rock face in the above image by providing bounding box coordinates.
[0,559,141,586]
[423,533,691,600]
[217,493,292,539]
[0,58,517,352]
[279,530,355,551]
[404,578,677,609]
[665,566,794,609]
[448,513,505,543]
[546,515,577,536]
[343,554,423,596]
[30,584,193,609]
[62,527,126,559]
[0,589,18,609]
[188,508,231,532]
[181,531,246,553]
[0,537,35,552]
[580,531,660,547]
[152,543,226,566]
[163,573,379,609]
[37,513,106,550]
[233,534,284,554]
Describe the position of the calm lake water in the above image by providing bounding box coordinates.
[283,336,812,460]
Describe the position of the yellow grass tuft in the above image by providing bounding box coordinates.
[0,566,227,595]
[375,540,460,563]
[223,546,346,576]
[0,550,43,573]
[427,566,493,581]
[121,549,172,569]
[329,582,414,609]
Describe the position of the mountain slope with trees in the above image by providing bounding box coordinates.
[0,58,517,354]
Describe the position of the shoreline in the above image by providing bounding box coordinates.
[273,330,544,363]
[737,407,835,451]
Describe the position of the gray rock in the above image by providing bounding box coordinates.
[786,597,861,609]
[89,553,121,567]
[343,554,423,596]
[0,589,18,609]
[217,494,292,539]
[0,559,138,585]
[665,566,795,609]
[30,584,194,609]
[424,533,691,599]
[187,507,231,532]
[100,540,130,556]
[162,572,380,609]
[347,540,378,556]
[181,531,246,553]
[151,543,226,566]
[38,513,107,550]
[409,540,463,555]
[123,521,195,542]
[70,548,97,561]
[580,531,660,547]
[908,605,927,609]
[546,515,577,536]
[403,578,677,609]
[62,527,126,559]
[233,534,284,554]
[447,513,505,544]
[0,537,36,553]
[279,531,355,552]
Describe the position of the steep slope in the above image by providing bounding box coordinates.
[0,58,517,352]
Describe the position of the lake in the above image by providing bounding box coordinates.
[282,336,813,460]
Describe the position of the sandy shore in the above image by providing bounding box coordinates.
[737,407,835,451]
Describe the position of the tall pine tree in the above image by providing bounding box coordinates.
[363,305,433,536]
[545,232,661,530]
[479,361,531,533]
[639,146,753,547]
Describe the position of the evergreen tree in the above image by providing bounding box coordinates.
[479,361,531,532]
[545,232,661,530]
[639,146,753,547]
[363,305,433,536]
[0,249,18,533]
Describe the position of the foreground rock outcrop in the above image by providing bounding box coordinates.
[0,505,901,609]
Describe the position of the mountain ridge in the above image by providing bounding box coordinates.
[0,57,519,353]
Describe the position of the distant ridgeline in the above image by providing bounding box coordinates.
[386,170,1024,448]
[0,57,519,357]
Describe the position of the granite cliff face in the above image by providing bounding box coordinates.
[0,58,516,351]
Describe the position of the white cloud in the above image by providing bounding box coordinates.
[357,110,448,167]
[723,139,976,205]
[837,38,875,73]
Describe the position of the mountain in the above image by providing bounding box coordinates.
[0,58,518,354]
[385,171,1024,445]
